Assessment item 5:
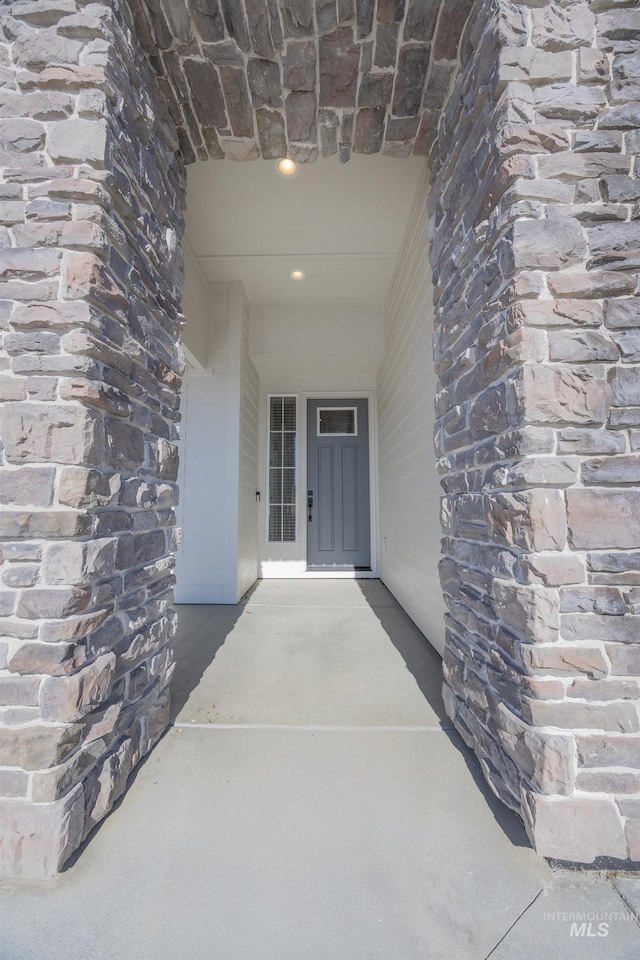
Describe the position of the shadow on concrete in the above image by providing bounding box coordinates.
[356,579,448,722]
[169,583,257,721]
[356,578,531,850]
[64,588,256,873]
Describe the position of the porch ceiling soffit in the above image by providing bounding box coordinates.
[126,0,472,164]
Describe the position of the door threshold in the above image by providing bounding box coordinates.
[303,568,378,579]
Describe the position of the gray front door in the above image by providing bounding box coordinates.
[307,398,371,569]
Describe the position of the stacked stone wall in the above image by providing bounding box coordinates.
[429,0,640,861]
[0,0,185,877]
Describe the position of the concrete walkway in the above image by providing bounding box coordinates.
[1,580,639,959]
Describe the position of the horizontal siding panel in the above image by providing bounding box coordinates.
[377,166,446,656]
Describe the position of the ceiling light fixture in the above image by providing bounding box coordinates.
[276,158,298,178]
[289,269,306,281]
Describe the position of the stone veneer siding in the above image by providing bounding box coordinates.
[430,0,640,861]
[0,0,185,876]
[0,0,639,877]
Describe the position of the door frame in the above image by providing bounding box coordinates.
[262,390,379,578]
[300,391,379,577]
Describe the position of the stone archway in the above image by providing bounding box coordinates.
[0,0,639,877]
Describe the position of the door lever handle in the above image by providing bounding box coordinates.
[307,490,313,522]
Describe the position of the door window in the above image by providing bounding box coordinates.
[317,407,357,436]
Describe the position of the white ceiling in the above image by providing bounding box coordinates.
[185,154,426,307]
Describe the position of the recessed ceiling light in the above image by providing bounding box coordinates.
[289,269,305,281]
[276,158,298,178]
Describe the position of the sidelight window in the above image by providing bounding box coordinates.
[268,395,297,542]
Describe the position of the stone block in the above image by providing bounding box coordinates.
[577,734,640,769]
[46,118,108,164]
[548,330,619,363]
[485,489,567,552]
[0,722,81,770]
[353,106,385,154]
[520,553,586,587]
[319,27,359,107]
[561,586,626,616]
[522,643,609,679]
[530,4,595,52]
[561,613,640,645]
[557,428,625,456]
[605,644,640,676]
[523,696,639,733]
[39,653,117,722]
[285,91,316,141]
[496,703,575,795]
[1,403,101,466]
[522,791,627,863]
[57,466,120,509]
[247,57,282,108]
[610,368,640,407]
[282,40,316,90]
[0,785,85,879]
[0,466,55,506]
[256,107,287,158]
[582,455,640,485]
[517,365,610,426]
[392,43,429,117]
[83,737,135,836]
[567,490,640,549]
[41,538,118,586]
[494,580,560,643]
[218,66,254,138]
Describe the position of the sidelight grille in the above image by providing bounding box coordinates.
[268,396,296,542]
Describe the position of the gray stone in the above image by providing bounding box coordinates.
[392,44,429,116]
[280,0,314,38]
[315,0,336,36]
[247,57,283,107]
[557,428,626,455]
[285,91,316,141]
[353,106,385,154]
[0,466,55,507]
[319,27,359,107]
[548,330,619,363]
[356,0,375,39]
[282,40,316,91]
[374,22,398,69]
[568,490,640,549]
[219,66,254,138]
[582,456,640,486]
[46,118,107,163]
[522,793,627,863]
[220,0,251,50]
[256,107,287,157]
[357,72,393,107]
[188,0,225,43]
[245,0,274,58]
[184,59,227,128]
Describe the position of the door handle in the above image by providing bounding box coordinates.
[307,490,313,522]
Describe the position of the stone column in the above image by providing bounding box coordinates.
[0,1,184,877]
[429,0,640,861]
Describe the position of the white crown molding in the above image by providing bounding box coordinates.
[196,251,398,268]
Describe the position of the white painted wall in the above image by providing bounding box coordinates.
[175,281,259,604]
[236,285,260,599]
[182,242,213,369]
[377,166,446,656]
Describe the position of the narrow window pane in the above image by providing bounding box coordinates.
[268,396,297,542]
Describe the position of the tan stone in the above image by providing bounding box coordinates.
[522,791,627,862]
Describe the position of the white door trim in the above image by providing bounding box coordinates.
[261,390,379,579]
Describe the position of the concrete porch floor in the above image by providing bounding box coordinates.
[1,579,640,959]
